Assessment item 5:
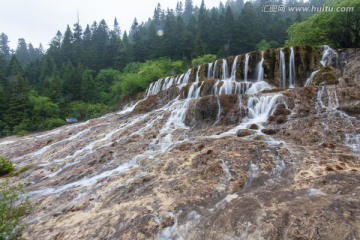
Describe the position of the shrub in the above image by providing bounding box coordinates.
[0,157,13,176]
[0,181,32,239]
[191,54,217,67]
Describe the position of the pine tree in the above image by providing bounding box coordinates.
[7,73,31,131]
[81,70,96,102]
[15,38,29,66]
[0,33,11,63]
[183,0,194,23]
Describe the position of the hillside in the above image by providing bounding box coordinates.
[0,45,360,239]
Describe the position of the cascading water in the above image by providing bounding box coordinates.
[213,93,285,138]
[213,96,222,125]
[280,49,286,88]
[289,47,295,88]
[231,56,239,80]
[304,45,338,87]
[244,53,249,82]
[207,63,213,79]
[195,66,200,82]
[182,69,192,84]
[213,60,219,79]
[321,45,337,67]
[222,59,229,80]
[256,51,264,82]
[188,66,201,98]
[304,70,319,87]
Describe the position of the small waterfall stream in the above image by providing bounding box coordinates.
[231,55,239,80]
[289,47,295,88]
[256,51,264,82]
[244,53,249,82]
[222,59,229,80]
[280,48,286,88]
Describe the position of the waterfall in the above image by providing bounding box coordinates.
[256,51,264,82]
[214,96,221,125]
[246,81,272,95]
[222,59,229,80]
[195,66,200,82]
[207,63,213,79]
[176,74,184,85]
[247,94,283,123]
[244,53,249,82]
[194,82,204,98]
[304,70,319,87]
[321,45,337,67]
[182,69,192,84]
[213,60,219,79]
[280,49,286,88]
[187,84,196,99]
[289,47,295,88]
[214,93,285,138]
[231,56,239,81]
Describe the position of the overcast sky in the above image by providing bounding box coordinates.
[1,0,223,50]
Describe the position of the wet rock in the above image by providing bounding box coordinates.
[161,217,175,228]
[321,142,336,149]
[273,103,292,116]
[261,129,279,135]
[312,67,340,86]
[249,124,259,130]
[236,129,255,137]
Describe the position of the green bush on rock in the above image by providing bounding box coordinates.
[0,157,13,176]
[0,181,32,239]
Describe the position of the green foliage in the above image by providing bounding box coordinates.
[12,165,33,176]
[29,93,59,118]
[0,157,13,176]
[67,101,110,120]
[191,54,217,67]
[95,69,122,104]
[286,12,330,46]
[39,118,65,130]
[119,73,145,97]
[287,0,360,48]
[256,39,271,51]
[118,58,186,97]
[122,62,143,73]
[0,181,32,239]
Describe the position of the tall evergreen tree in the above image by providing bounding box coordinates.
[0,33,11,63]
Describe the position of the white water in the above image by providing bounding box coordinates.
[182,69,192,84]
[213,60,219,79]
[214,96,221,125]
[289,47,295,88]
[231,55,239,80]
[222,59,229,80]
[30,160,136,198]
[321,45,337,67]
[213,93,285,138]
[244,53,249,82]
[195,66,200,82]
[346,133,360,158]
[280,48,286,88]
[304,70,319,87]
[194,81,203,98]
[256,51,264,82]
[246,81,272,95]
[207,62,213,79]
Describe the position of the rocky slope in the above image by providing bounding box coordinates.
[0,46,359,240]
